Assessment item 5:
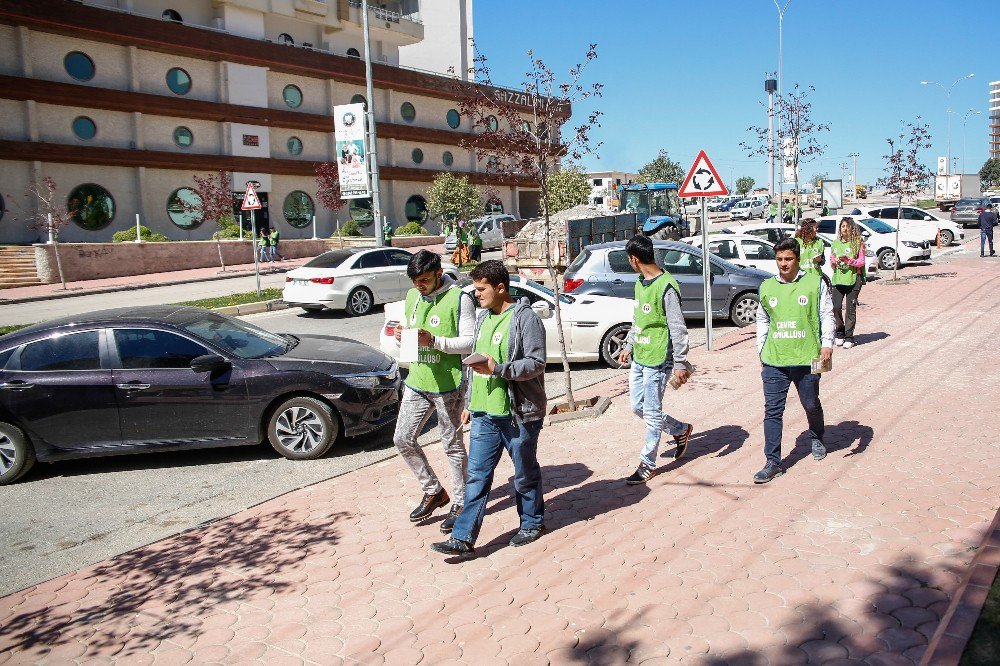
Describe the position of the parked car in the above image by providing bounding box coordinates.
[950,198,991,227]
[562,240,769,327]
[730,199,768,220]
[381,276,635,368]
[283,248,459,316]
[850,206,963,246]
[0,306,402,484]
[683,233,778,274]
[818,217,930,270]
[718,198,744,213]
[721,223,878,275]
[708,195,740,212]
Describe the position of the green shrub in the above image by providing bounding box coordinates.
[212,224,244,240]
[395,221,428,236]
[112,226,169,243]
[335,220,363,237]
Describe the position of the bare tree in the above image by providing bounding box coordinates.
[876,119,932,282]
[180,171,233,229]
[8,176,72,288]
[452,42,603,411]
[315,162,346,238]
[743,84,830,225]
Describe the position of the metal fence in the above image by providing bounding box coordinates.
[566,213,638,261]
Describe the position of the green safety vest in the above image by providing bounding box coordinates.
[797,238,824,276]
[469,305,515,416]
[759,273,823,367]
[403,286,464,393]
[831,238,862,287]
[632,271,681,368]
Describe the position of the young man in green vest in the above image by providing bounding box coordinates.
[754,238,836,483]
[431,260,548,557]
[393,250,476,530]
[616,234,693,485]
[268,228,284,262]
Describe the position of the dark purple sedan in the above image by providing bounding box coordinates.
[0,306,400,484]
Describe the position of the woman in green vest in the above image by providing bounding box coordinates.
[795,218,825,277]
[829,217,866,349]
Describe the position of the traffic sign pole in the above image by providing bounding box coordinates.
[251,209,261,297]
[701,197,712,351]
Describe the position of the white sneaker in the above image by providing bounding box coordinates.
[842,340,855,349]
[834,338,844,347]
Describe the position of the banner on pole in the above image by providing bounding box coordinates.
[333,103,371,199]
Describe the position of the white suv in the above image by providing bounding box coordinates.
[730,199,767,220]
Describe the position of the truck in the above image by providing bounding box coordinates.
[934,174,981,211]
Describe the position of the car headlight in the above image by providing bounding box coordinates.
[340,375,380,389]
[901,241,919,248]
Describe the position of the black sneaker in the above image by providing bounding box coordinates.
[625,463,657,485]
[509,526,546,547]
[409,489,449,523]
[812,440,827,461]
[673,423,694,460]
[430,537,474,557]
[753,462,785,484]
[440,504,463,533]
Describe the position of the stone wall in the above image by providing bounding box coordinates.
[32,239,328,284]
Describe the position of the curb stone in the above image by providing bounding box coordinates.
[213,299,289,316]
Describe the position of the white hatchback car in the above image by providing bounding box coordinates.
[730,199,768,220]
[283,248,459,316]
[381,276,636,368]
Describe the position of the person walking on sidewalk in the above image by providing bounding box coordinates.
[269,228,284,262]
[979,204,997,257]
[829,217,866,349]
[616,234,693,485]
[432,260,548,558]
[393,250,475,530]
[768,201,778,224]
[469,224,483,262]
[795,218,826,278]
[257,230,270,264]
[821,200,830,217]
[753,238,835,484]
[783,201,794,224]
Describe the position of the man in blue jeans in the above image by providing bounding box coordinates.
[616,234,693,485]
[978,204,996,257]
[753,238,835,483]
[431,260,548,558]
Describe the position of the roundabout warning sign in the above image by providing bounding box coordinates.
[678,150,729,198]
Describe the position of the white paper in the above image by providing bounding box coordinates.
[462,352,489,366]
[399,328,419,363]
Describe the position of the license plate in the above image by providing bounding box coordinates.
[293,279,309,286]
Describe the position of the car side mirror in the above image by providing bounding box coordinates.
[531,301,553,320]
[191,354,230,373]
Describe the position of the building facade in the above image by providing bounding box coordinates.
[990,80,999,161]
[0,0,548,244]
[586,170,637,210]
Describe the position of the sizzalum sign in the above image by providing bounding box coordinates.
[333,102,371,199]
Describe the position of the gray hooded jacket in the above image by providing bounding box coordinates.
[464,298,547,423]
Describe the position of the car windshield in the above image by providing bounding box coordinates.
[513,280,573,304]
[861,218,895,234]
[303,250,353,269]
[181,312,292,359]
[956,198,981,207]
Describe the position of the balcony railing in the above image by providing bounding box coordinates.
[348,1,422,25]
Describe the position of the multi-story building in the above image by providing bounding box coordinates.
[0,0,550,243]
[990,80,1000,161]
[586,170,637,209]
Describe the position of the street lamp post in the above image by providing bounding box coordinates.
[962,108,981,175]
[772,0,792,208]
[920,73,975,175]
[848,152,859,199]
[361,0,384,246]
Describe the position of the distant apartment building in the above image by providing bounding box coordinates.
[587,170,638,209]
[990,80,1000,161]
[0,0,553,243]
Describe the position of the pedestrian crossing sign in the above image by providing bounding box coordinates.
[241,182,262,210]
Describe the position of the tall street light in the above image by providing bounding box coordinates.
[962,108,981,175]
[920,73,975,175]
[773,0,793,205]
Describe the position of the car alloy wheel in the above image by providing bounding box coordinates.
[0,432,16,476]
[267,396,338,460]
[0,422,35,485]
[938,230,954,246]
[877,249,898,271]
[730,293,759,328]
[600,323,631,368]
[347,287,373,316]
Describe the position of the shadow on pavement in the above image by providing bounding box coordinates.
[783,420,875,470]
[1,507,347,658]
[853,331,890,345]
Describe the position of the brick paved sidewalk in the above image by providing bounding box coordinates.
[1,253,998,665]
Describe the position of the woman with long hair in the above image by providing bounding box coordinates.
[794,218,826,277]
[829,217,866,348]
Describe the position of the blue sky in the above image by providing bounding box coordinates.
[473,0,996,189]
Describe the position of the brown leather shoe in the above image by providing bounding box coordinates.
[409,489,449,522]
[673,423,694,460]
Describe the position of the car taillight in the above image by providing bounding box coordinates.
[310,277,335,284]
[563,278,584,292]
[384,321,398,337]
[976,208,985,214]
[285,276,293,282]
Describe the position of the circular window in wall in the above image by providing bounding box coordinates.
[350,94,367,110]
[162,9,183,22]
[166,67,191,95]
[405,195,428,223]
[67,183,115,230]
[166,187,204,229]
[442,151,454,167]
[64,51,95,82]
[283,191,314,228]
[400,102,416,123]
[277,33,294,45]
[486,115,498,132]
[446,109,460,129]
[173,126,193,148]
[283,85,303,108]
[411,148,424,164]
[287,136,303,155]
[349,197,374,226]
[72,116,97,140]
[347,48,361,59]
